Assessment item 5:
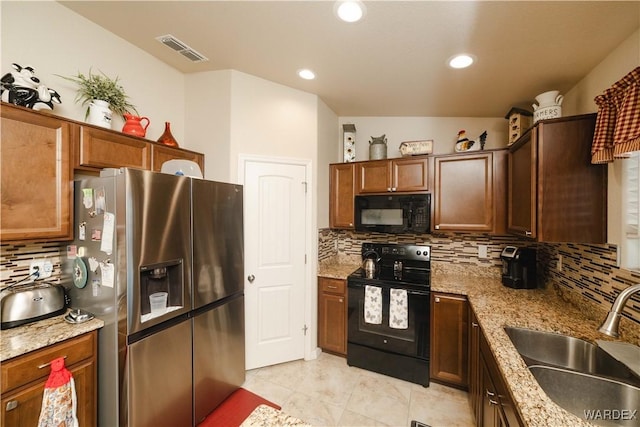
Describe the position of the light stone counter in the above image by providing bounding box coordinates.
[432,268,636,427]
[1,309,104,362]
[317,255,360,280]
[319,258,638,427]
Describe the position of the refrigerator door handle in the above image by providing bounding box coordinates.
[247,274,255,283]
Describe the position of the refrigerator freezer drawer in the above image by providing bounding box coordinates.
[193,294,246,424]
[127,319,192,427]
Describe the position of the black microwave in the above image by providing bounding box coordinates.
[354,194,430,234]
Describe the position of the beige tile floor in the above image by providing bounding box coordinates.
[242,352,475,427]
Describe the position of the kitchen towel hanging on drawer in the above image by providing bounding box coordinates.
[38,357,79,427]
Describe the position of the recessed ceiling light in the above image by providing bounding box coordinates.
[298,69,316,80]
[448,54,475,69]
[335,1,366,23]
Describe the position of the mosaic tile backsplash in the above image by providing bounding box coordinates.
[3,231,639,330]
[319,228,640,328]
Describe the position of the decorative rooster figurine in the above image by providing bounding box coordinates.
[455,130,488,152]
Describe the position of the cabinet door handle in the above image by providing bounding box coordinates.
[387,187,392,192]
[472,322,479,328]
[435,225,440,230]
[486,389,495,397]
[525,231,532,236]
[349,223,353,227]
[339,298,344,303]
[489,399,499,406]
[38,355,67,369]
[5,400,17,411]
[392,187,397,192]
[434,297,440,303]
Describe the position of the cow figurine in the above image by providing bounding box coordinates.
[1,63,61,111]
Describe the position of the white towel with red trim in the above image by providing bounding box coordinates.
[37,357,79,427]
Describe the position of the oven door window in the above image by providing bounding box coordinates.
[347,282,430,359]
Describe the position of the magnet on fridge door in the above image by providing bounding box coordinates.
[73,257,88,288]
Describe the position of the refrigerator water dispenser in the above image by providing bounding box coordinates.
[139,259,184,321]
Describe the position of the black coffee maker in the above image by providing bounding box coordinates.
[500,246,537,289]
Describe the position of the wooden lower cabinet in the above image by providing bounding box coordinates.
[318,277,347,356]
[1,331,97,427]
[469,307,523,427]
[430,292,469,388]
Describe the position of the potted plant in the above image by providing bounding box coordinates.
[60,69,137,129]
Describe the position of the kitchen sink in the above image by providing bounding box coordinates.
[504,326,640,385]
[529,365,640,427]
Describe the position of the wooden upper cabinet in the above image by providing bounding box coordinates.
[433,150,507,233]
[356,160,389,193]
[0,104,73,241]
[508,114,606,243]
[356,156,429,194]
[151,144,205,173]
[329,163,355,229]
[77,126,151,171]
[508,131,536,238]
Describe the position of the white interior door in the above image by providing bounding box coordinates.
[243,159,307,369]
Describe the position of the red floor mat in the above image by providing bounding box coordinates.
[198,388,281,427]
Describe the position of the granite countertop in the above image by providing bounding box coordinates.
[240,404,310,426]
[318,258,638,427]
[1,309,104,362]
[317,255,360,279]
[432,269,635,427]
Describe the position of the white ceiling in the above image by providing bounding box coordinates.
[59,1,639,118]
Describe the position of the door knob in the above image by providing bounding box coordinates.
[247,274,255,283]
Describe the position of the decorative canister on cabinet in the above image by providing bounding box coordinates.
[369,134,388,160]
[532,90,563,123]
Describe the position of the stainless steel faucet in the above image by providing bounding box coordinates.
[599,283,640,337]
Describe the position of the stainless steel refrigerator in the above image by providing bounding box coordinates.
[66,168,245,427]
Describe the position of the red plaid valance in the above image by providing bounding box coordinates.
[591,66,640,164]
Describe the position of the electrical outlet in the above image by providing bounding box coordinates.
[557,255,563,272]
[29,261,44,280]
[41,260,53,278]
[29,260,53,280]
[478,244,488,259]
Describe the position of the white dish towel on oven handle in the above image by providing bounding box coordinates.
[364,285,382,324]
[390,288,408,329]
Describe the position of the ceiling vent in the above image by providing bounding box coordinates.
[156,34,209,63]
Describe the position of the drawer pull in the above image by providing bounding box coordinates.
[38,355,67,369]
[6,400,17,411]
[327,286,337,289]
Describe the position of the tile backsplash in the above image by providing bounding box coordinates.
[320,228,640,328]
[1,242,65,288]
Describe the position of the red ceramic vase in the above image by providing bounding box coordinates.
[157,122,179,147]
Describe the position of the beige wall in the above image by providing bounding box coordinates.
[317,99,339,229]
[564,28,640,248]
[1,1,186,143]
[337,116,508,162]
[185,70,232,182]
